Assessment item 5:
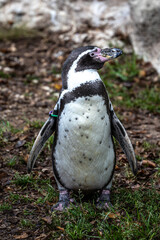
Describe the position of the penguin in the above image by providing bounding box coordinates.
[27,46,137,211]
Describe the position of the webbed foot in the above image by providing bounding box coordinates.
[96,189,112,210]
[51,190,72,211]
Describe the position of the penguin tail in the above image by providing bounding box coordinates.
[27,116,56,173]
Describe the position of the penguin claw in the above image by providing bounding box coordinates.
[51,200,70,211]
[96,200,112,210]
[96,189,112,210]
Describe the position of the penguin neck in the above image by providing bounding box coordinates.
[67,68,101,90]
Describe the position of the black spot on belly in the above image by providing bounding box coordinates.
[86,116,89,119]
[97,109,100,112]
[109,145,110,148]
[64,135,67,138]
[69,119,71,122]
[81,134,83,137]
[105,167,108,171]
[99,141,102,144]
[75,117,78,120]
[79,126,81,129]
[59,141,61,145]
[88,108,90,111]
[89,158,92,161]
[101,116,105,120]
[79,160,82,164]
[65,129,69,132]
[86,136,89,139]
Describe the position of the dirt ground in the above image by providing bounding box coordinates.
[0,33,160,239]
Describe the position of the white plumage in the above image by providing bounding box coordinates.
[54,94,115,190]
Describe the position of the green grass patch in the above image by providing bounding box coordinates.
[0,70,11,79]
[9,193,32,203]
[0,120,20,146]
[100,52,160,113]
[0,203,12,212]
[142,141,157,152]
[20,219,35,228]
[7,156,17,167]
[13,173,34,187]
[0,26,41,41]
[104,53,139,82]
[12,173,58,203]
[102,78,160,113]
[24,75,40,84]
[48,188,160,239]
[28,120,44,129]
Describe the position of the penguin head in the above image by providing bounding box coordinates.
[62,46,122,88]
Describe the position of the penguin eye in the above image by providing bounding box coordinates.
[89,52,95,57]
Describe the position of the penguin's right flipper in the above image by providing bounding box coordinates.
[109,101,137,175]
[27,116,56,173]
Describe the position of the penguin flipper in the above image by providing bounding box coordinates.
[27,116,56,173]
[110,103,137,175]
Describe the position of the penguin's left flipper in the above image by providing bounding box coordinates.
[110,102,137,175]
[27,115,56,173]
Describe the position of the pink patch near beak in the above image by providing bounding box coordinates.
[90,48,109,62]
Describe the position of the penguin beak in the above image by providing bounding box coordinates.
[89,47,123,62]
[100,48,123,61]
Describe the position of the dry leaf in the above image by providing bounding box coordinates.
[14,233,28,239]
[131,184,140,189]
[53,83,62,90]
[106,212,120,219]
[24,154,29,164]
[57,226,65,231]
[23,125,29,132]
[42,216,52,224]
[134,77,140,83]
[142,160,156,168]
[139,70,146,77]
[35,233,47,240]
[115,165,120,170]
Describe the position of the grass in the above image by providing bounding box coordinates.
[28,119,44,129]
[100,54,160,113]
[7,156,17,167]
[0,26,41,41]
[12,173,58,203]
[20,219,35,228]
[142,141,157,151]
[0,70,11,79]
[24,75,40,84]
[0,203,12,212]
[11,173,159,239]
[5,172,160,239]
[45,188,160,239]
[13,173,34,187]
[105,53,139,82]
[0,120,20,146]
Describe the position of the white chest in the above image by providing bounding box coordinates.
[53,95,115,190]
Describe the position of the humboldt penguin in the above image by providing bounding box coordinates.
[27,46,137,211]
